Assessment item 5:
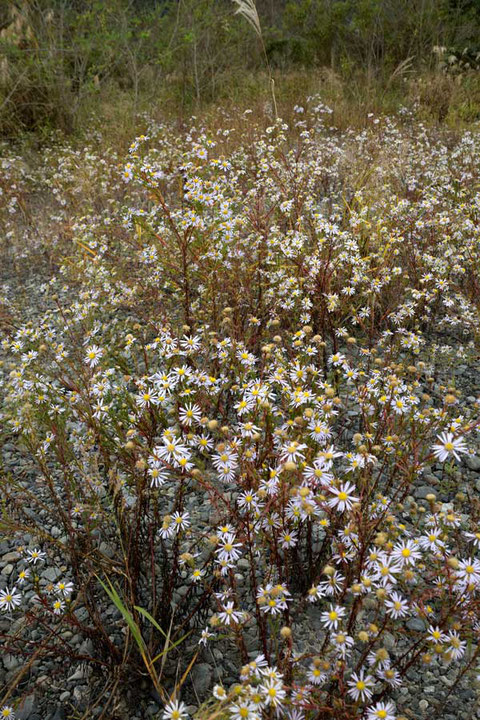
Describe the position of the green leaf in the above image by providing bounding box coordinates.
[151,628,193,664]
[97,575,146,653]
[133,605,167,638]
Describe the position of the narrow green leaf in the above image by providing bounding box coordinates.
[151,629,193,664]
[134,605,167,638]
[96,575,145,652]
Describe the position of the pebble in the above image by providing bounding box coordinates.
[99,541,114,558]
[78,638,94,655]
[67,667,86,682]
[441,675,455,687]
[466,455,480,471]
[49,710,66,720]
[16,694,36,720]
[382,631,395,649]
[407,618,426,633]
[41,567,59,582]
[146,704,160,717]
[3,654,20,671]
[72,685,88,706]
[2,552,20,562]
[191,662,212,696]
[415,485,437,499]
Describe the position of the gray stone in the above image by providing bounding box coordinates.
[35,675,49,686]
[191,662,212,696]
[99,542,114,558]
[146,704,160,717]
[1,552,20,563]
[59,692,71,702]
[407,617,426,632]
[419,699,429,711]
[41,567,60,582]
[466,455,480,471]
[382,632,395,649]
[3,654,20,671]
[67,666,86,682]
[73,607,88,622]
[415,486,437,499]
[459,689,475,701]
[78,638,94,655]
[72,685,88,706]
[16,694,36,720]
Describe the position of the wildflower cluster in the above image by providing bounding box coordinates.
[1,103,480,717]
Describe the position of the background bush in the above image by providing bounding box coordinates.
[2,0,480,138]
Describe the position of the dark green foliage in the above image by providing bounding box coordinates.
[1,0,480,137]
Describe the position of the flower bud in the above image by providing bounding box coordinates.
[374,532,387,546]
